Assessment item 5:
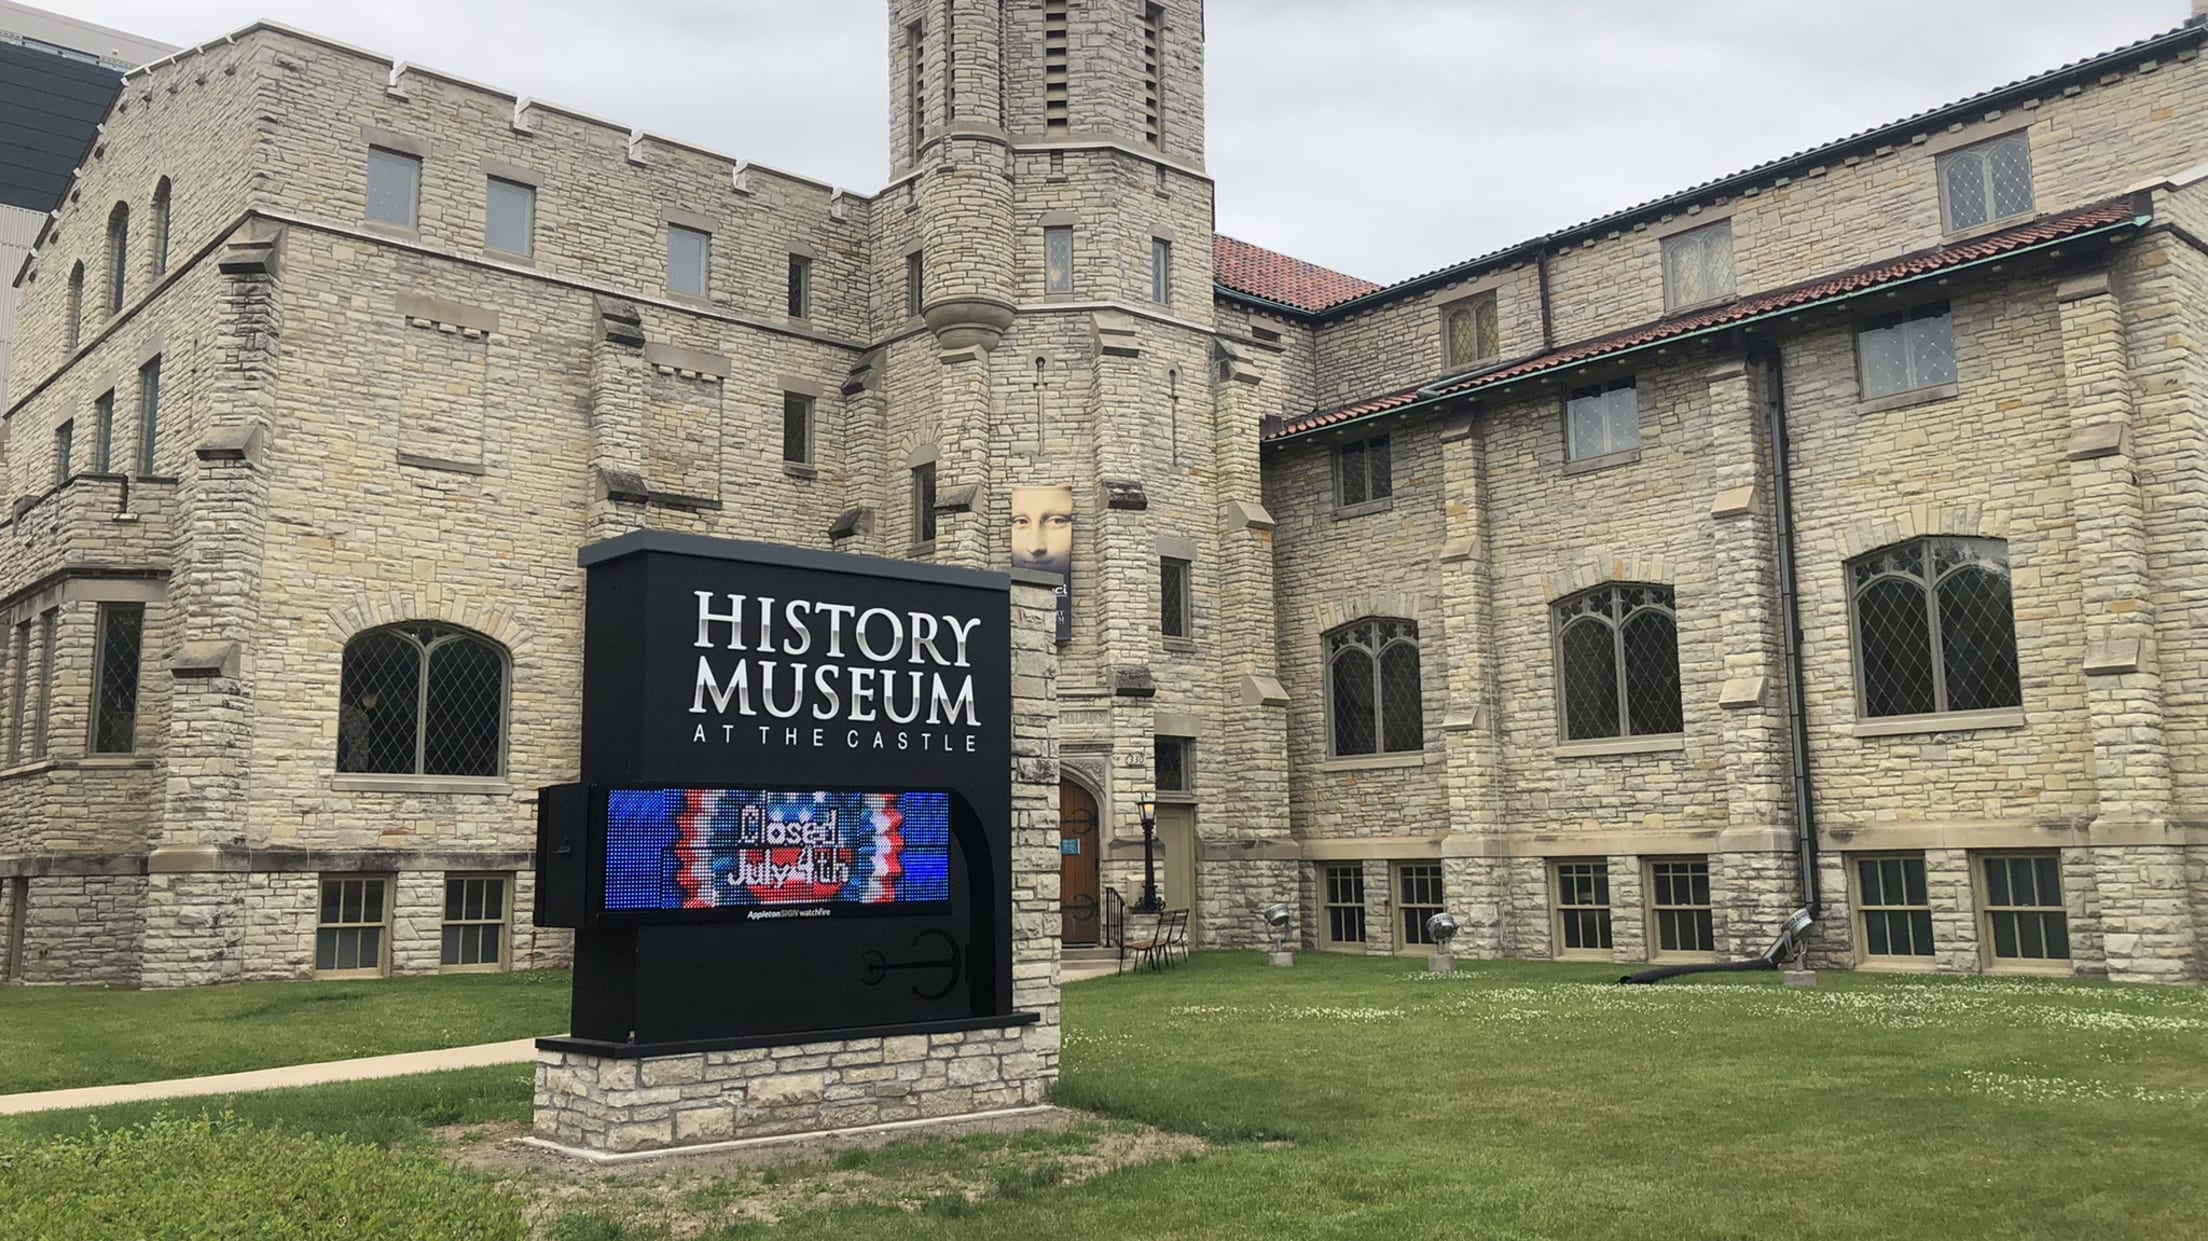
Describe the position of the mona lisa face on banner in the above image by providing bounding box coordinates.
[1010,486,1073,645]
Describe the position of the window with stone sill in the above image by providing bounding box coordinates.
[1334,432,1391,509]
[1648,858,1714,957]
[1566,378,1638,462]
[782,393,814,466]
[666,224,710,298]
[1938,132,2033,234]
[8,620,30,764]
[104,202,129,315]
[316,875,390,976]
[65,263,84,352]
[1661,220,1733,312]
[1151,238,1172,305]
[89,603,144,755]
[1324,864,1366,945]
[788,254,813,319]
[1444,296,1499,370]
[1325,618,1422,759]
[149,177,172,278]
[911,462,937,544]
[1044,226,1074,296]
[1854,853,1934,959]
[365,147,420,229]
[1554,583,1681,743]
[1858,303,1956,401]
[53,420,73,487]
[1397,863,1444,948]
[93,391,116,474]
[1848,537,2019,720]
[1552,860,1613,956]
[906,251,926,319]
[337,622,507,778]
[441,873,509,971]
[1160,557,1192,639]
[138,356,162,476]
[1154,735,1192,794]
[1978,852,2069,966]
[484,177,535,256]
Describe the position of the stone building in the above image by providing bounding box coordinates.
[4,2,2206,986]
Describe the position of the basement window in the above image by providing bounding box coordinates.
[1551,861,1613,958]
[1323,864,1367,946]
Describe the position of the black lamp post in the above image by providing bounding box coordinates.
[1134,796,1161,914]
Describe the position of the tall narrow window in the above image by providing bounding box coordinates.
[93,391,116,474]
[338,623,507,777]
[65,263,84,352]
[484,177,535,256]
[1979,852,2070,968]
[1044,225,1074,295]
[365,147,421,229]
[9,621,30,764]
[906,251,926,319]
[53,421,73,486]
[1565,378,1639,462]
[1324,865,1367,945]
[1552,861,1613,957]
[787,254,813,319]
[105,203,129,314]
[782,393,814,466]
[149,178,172,278]
[1554,584,1682,742]
[137,356,162,476]
[666,224,709,297]
[1938,132,2033,233]
[1334,432,1392,510]
[441,874,510,971]
[1154,735,1192,793]
[906,21,927,152]
[1854,854,1934,959]
[1444,297,1500,370]
[1648,859,1714,958]
[1042,0,1070,133]
[30,610,56,759]
[1142,3,1166,148]
[316,876,390,976]
[1397,864,1444,948]
[1151,238,1172,305]
[1160,557,1192,639]
[1857,303,1956,400]
[912,462,937,545]
[1325,618,1422,758]
[1849,537,2020,719]
[90,603,144,755]
[1661,220,1734,311]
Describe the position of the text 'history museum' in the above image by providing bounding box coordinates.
[7,0,2208,988]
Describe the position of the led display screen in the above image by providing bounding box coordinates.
[603,789,952,913]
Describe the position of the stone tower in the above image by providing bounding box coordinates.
[871,0,1294,946]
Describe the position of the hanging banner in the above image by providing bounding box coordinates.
[1010,485,1073,645]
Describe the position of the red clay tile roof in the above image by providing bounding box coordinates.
[1213,235,1383,313]
[1262,197,2148,442]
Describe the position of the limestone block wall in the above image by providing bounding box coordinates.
[8,873,145,984]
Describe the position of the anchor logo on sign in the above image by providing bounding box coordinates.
[861,928,964,1000]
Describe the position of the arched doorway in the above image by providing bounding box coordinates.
[1059,779,1101,944]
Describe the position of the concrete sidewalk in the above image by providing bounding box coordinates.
[0,1037,543,1117]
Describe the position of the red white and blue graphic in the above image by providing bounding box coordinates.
[604,789,952,912]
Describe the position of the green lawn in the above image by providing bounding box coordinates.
[0,969,570,1093]
[8,955,2208,1239]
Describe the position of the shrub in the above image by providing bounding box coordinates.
[0,1115,526,1241]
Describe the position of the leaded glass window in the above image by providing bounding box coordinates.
[1151,238,1172,304]
[1566,378,1639,462]
[1553,861,1613,955]
[1554,584,1680,741]
[90,603,143,755]
[1858,304,1956,399]
[911,463,937,544]
[782,393,814,466]
[1335,433,1392,509]
[906,251,926,318]
[337,623,506,777]
[1849,537,2019,719]
[1445,297,1500,369]
[1160,557,1192,638]
[1980,852,2070,966]
[1662,221,1734,311]
[1325,618,1422,758]
[1938,133,2033,233]
[1044,226,1074,295]
[1854,855,1934,958]
[1154,735,1192,793]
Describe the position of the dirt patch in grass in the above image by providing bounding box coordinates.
[440,1108,1206,1237]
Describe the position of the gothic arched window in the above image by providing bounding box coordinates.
[149,178,173,278]
[1849,538,2020,718]
[1554,584,1681,741]
[1325,618,1423,757]
[66,263,85,351]
[105,202,130,314]
[338,623,508,776]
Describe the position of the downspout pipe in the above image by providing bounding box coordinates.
[1763,347,1820,917]
[1536,246,1555,351]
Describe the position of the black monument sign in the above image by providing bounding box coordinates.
[536,533,1029,1053]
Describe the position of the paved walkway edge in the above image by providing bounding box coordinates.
[0,1037,545,1116]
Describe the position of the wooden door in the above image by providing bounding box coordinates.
[1059,781,1100,944]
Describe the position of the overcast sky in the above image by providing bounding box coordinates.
[58,0,2191,283]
